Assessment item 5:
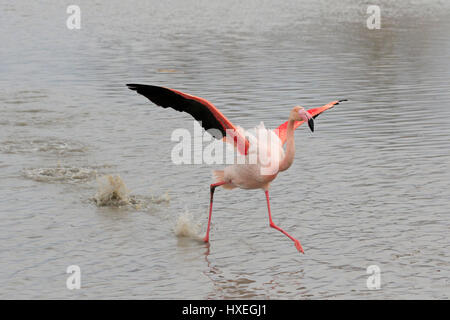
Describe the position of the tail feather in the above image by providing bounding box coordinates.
[213,170,235,190]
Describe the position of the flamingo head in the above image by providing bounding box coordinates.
[291,106,314,132]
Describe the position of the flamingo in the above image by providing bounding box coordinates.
[127,84,346,253]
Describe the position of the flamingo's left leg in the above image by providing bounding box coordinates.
[203,181,227,243]
[264,190,304,253]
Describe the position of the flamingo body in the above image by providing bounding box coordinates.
[127,84,346,254]
[216,122,284,190]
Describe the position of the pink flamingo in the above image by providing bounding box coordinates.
[127,84,345,253]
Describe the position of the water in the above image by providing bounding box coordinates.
[1,0,449,299]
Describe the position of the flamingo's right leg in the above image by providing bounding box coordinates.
[264,190,304,254]
[203,181,226,243]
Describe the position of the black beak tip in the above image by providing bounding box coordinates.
[308,118,314,132]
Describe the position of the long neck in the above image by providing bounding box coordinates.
[279,119,296,172]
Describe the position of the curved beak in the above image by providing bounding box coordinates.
[299,109,315,132]
[308,117,314,132]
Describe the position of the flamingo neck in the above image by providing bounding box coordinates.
[279,119,296,172]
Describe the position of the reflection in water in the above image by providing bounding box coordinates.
[202,239,309,299]
[203,244,265,299]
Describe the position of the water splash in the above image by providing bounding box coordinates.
[151,191,170,204]
[93,175,130,207]
[174,211,202,240]
[92,175,170,209]
[24,165,97,183]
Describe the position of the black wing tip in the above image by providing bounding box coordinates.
[126,83,143,91]
[313,99,347,119]
[330,99,348,108]
[126,84,169,94]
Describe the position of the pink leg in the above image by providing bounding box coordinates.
[265,190,304,254]
[203,181,227,242]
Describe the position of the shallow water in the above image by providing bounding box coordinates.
[1,0,449,299]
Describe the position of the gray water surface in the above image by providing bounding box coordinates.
[0,0,449,299]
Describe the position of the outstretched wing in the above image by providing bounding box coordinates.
[276,99,346,145]
[127,84,250,155]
